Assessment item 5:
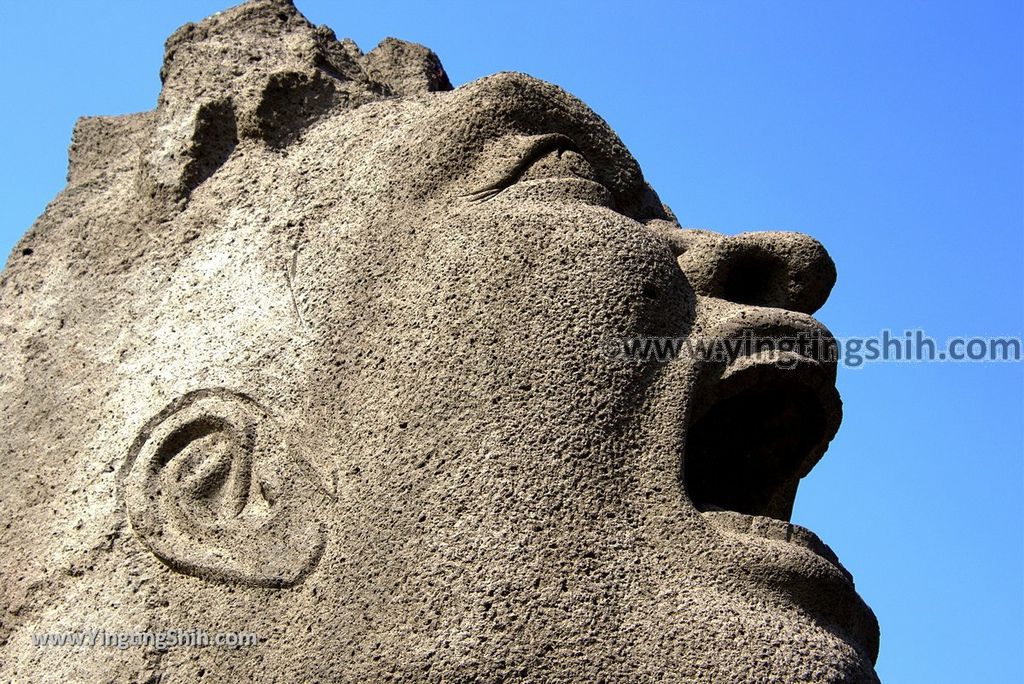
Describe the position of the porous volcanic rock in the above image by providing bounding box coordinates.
[0,1,878,681]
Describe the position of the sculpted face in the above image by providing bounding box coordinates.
[285,72,878,681]
[0,2,878,682]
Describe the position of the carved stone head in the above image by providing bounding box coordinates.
[0,1,878,681]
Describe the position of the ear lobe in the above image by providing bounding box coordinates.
[122,389,327,587]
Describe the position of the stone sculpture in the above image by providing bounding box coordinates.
[0,0,879,681]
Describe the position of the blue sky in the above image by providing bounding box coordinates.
[1,1,1021,680]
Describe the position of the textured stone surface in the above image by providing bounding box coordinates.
[0,0,879,681]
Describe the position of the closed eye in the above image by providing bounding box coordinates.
[465,134,602,202]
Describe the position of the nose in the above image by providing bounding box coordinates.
[660,228,837,315]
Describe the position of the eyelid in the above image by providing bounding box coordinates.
[465,133,582,202]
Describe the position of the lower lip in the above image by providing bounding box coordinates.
[701,509,850,581]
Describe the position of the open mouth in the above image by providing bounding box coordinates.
[685,351,841,522]
[681,324,880,662]
[683,338,846,566]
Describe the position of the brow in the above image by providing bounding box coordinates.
[449,78,647,203]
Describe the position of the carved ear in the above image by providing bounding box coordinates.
[122,389,327,587]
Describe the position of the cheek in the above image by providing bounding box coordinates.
[290,201,707,630]
[413,201,696,412]
[425,200,694,340]
[292,199,697,531]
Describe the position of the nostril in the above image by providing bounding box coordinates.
[674,230,837,314]
[715,237,837,314]
[720,249,790,309]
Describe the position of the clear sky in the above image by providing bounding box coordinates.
[1,1,1021,680]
